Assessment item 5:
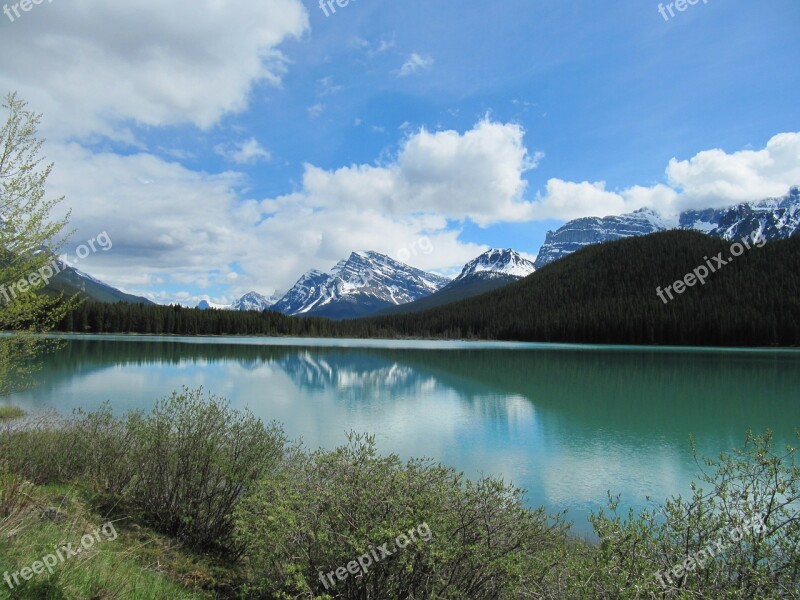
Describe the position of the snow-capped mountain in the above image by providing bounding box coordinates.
[679,186,800,242]
[377,249,536,316]
[271,251,450,319]
[534,208,670,270]
[196,299,232,310]
[452,249,536,283]
[231,291,280,311]
[196,291,280,311]
[534,187,800,269]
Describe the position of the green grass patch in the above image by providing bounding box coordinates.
[0,483,217,599]
[0,407,25,421]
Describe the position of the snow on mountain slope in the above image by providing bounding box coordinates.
[452,249,536,282]
[533,208,670,269]
[534,187,799,269]
[271,251,450,317]
[196,291,279,311]
[679,186,800,242]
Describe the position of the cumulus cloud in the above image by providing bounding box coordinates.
[291,119,539,226]
[43,120,531,301]
[665,132,800,209]
[530,132,800,220]
[0,0,309,140]
[46,143,258,296]
[398,53,434,77]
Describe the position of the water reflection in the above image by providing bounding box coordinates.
[4,335,799,535]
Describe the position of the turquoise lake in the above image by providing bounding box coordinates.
[4,335,800,536]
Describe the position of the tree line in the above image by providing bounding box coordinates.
[51,231,800,347]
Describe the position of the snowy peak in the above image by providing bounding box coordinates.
[534,187,800,269]
[231,291,279,312]
[196,290,279,311]
[196,299,231,310]
[455,249,536,282]
[271,251,450,317]
[679,188,800,242]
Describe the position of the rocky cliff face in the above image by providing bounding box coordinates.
[534,187,800,269]
[534,208,670,269]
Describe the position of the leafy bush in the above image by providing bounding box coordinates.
[0,388,286,556]
[576,432,800,599]
[2,392,798,599]
[235,433,571,599]
[121,387,286,555]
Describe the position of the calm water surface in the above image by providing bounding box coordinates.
[4,335,800,536]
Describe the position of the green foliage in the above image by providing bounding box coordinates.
[0,388,286,556]
[579,431,800,599]
[235,432,572,599]
[0,92,78,397]
[2,395,799,598]
[0,406,25,420]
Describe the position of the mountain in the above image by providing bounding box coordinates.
[679,186,800,241]
[381,249,536,315]
[196,291,280,311]
[454,248,536,282]
[46,262,152,304]
[534,208,670,269]
[231,291,280,311]
[534,187,800,269]
[271,251,450,319]
[361,230,800,347]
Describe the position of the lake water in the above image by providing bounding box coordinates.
[4,334,800,537]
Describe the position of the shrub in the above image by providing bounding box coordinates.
[0,388,286,557]
[235,433,571,599]
[581,431,800,599]
[0,406,25,420]
[121,387,286,556]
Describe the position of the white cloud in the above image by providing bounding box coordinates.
[529,132,800,220]
[38,101,800,303]
[290,119,538,226]
[398,53,434,77]
[42,122,521,301]
[46,143,262,297]
[666,132,800,209]
[215,138,271,165]
[0,0,309,140]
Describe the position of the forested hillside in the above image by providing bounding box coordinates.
[52,231,800,347]
[364,230,800,346]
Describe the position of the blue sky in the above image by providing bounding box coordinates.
[0,0,797,304]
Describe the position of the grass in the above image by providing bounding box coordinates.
[0,407,25,422]
[0,479,222,599]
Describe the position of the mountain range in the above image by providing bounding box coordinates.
[270,251,451,319]
[535,186,800,269]
[48,186,799,317]
[197,291,280,312]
